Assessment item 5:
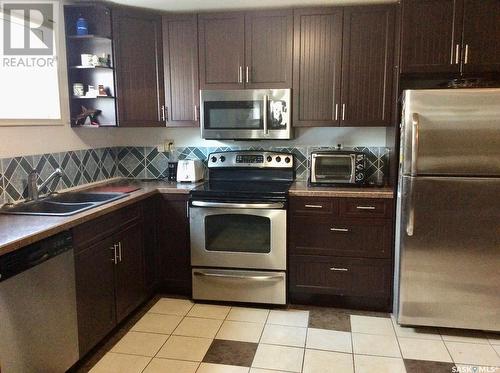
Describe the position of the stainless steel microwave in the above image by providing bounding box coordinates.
[200,89,292,140]
[310,151,366,185]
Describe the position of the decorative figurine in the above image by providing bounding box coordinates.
[75,106,101,126]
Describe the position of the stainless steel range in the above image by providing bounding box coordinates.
[189,151,294,305]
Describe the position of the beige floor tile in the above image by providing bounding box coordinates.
[398,337,452,362]
[267,309,309,327]
[493,344,500,355]
[354,354,406,373]
[143,358,199,373]
[440,329,490,344]
[148,298,194,316]
[89,352,151,373]
[352,333,401,358]
[227,307,270,323]
[445,341,500,366]
[131,313,183,334]
[187,303,231,320]
[391,316,442,340]
[111,331,168,357]
[306,328,352,353]
[197,363,250,373]
[350,315,395,336]
[252,344,304,372]
[156,335,212,361]
[302,349,354,373]
[260,324,307,347]
[487,333,500,346]
[249,369,291,373]
[173,317,223,338]
[216,320,264,343]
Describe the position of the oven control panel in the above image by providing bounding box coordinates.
[208,151,294,168]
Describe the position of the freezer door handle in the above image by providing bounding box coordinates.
[406,177,415,236]
[411,113,420,176]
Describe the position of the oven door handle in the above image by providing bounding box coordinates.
[191,201,284,209]
[193,271,282,281]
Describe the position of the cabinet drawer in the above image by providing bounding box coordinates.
[290,217,392,258]
[289,197,338,216]
[289,255,391,298]
[73,204,141,251]
[340,198,392,219]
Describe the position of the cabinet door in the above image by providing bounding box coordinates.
[113,9,165,127]
[143,196,160,293]
[462,0,500,73]
[163,15,200,127]
[244,10,293,89]
[341,6,395,127]
[293,8,343,127]
[401,0,463,74]
[198,13,245,89]
[74,236,116,357]
[158,194,191,294]
[114,223,146,323]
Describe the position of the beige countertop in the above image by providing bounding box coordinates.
[0,179,200,257]
[289,181,395,199]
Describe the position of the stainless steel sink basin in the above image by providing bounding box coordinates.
[0,191,127,216]
[0,201,95,216]
[47,192,126,204]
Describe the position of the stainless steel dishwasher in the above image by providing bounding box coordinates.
[0,231,79,373]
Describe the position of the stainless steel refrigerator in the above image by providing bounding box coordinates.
[395,88,500,332]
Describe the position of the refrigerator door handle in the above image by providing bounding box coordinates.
[406,177,415,236]
[411,113,420,176]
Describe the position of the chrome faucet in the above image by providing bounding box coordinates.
[27,168,63,201]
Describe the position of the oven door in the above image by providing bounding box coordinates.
[200,89,291,140]
[190,201,286,270]
[311,154,356,184]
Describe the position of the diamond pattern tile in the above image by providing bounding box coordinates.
[1,156,34,203]
[60,151,83,188]
[101,147,117,179]
[144,147,169,179]
[118,147,146,179]
[82,149,102,183]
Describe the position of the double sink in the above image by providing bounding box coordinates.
[0,192,127,216]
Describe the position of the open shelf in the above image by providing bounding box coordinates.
[72,96,115,99]
[67,34,111,41]
[69,65,113,70]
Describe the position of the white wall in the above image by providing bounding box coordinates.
[0,125,386,158]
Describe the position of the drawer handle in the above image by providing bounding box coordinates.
[304,204,323,209]
[356,206,376,210]
[330,227,349,232]
[330,267,349,272]
[193,271,282,281]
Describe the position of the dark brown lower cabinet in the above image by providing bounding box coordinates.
[114,222,145,323]
[288,196,394,311]
[74,235,116,357]
[157,194,191,295]
[73,203,147,357]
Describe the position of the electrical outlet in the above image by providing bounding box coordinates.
[156,144,165,152]
[164,139,174,152]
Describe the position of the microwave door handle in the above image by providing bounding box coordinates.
[263,94,269,135]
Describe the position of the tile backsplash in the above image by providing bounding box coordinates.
[0,145,389,205]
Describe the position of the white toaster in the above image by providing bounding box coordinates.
[176,159,204,182]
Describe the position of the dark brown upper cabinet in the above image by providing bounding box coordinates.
[293,8,343,127]
[293,6,395,128]
[401,0,462,74]
[163,14,200,127]
[341,6,395,127]
[244,10,293,89]
[113,8,165,127]
[199,10,293,89]
[401,0,500,75]
[198,12,246,89]
[461,0,500,73]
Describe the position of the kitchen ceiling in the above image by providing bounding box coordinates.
[110,0,397,12]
